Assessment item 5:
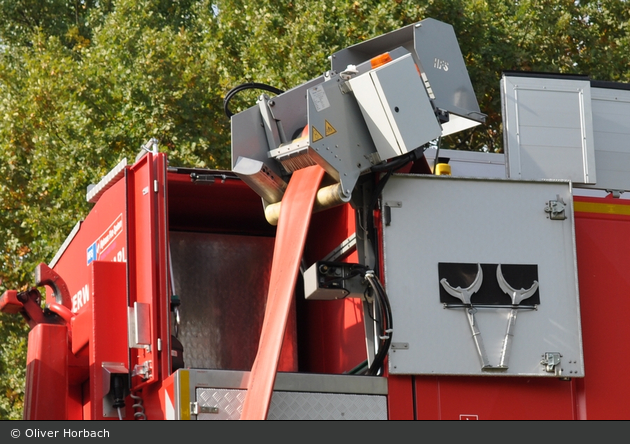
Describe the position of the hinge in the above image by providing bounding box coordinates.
[154,179,159,193]
[544,195,566,220]
[190,402,219,415]
[384,201,402,226]
[541,352,562,374]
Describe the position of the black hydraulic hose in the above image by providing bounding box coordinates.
[368,146,426,211]
[366,146,428,284]
[364,271,393,376]
[370,146,424,173]
[223,82,285,119]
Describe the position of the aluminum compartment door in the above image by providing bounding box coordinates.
[196,388,387,420]
[582,84,630,192]
[502,74,596,184]
[381,175,583,377]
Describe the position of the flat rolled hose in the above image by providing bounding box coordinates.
[241,164,326,420]
[264,182,350,225]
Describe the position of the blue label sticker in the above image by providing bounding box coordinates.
[87,242,97,266]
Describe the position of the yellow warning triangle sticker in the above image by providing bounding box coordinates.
[311,126,324,142]
[325,120,337,137]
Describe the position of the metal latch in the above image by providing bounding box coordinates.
[190,402,219,415]
[544,196,567,220]
[541,352,562,373]
[131,361,152,380]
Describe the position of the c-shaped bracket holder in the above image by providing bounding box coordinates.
[35,262,71,306]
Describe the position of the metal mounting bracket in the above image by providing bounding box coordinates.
[606,189,624,198]
[132,361,152,380]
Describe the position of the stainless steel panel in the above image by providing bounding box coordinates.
[195,388,387,420]
[268,391,387,420]
[382,175,583,377]
[169,232,297,370]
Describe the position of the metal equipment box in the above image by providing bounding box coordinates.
[381,175,583,377]
[349,53,442,160]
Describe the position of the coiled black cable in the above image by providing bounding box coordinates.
[223,82,285,119]
[130,392,147,420]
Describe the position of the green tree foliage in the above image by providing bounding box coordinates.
[0,0,96,47]
[1,0,629,419]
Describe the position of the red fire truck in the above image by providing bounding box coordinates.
[2,18,629,420]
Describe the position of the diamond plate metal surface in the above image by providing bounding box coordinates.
[197,389,246,420]
[170,232,297,371]
[196,388,387,420]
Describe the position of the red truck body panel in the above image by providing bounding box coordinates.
[14,153,630,419]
